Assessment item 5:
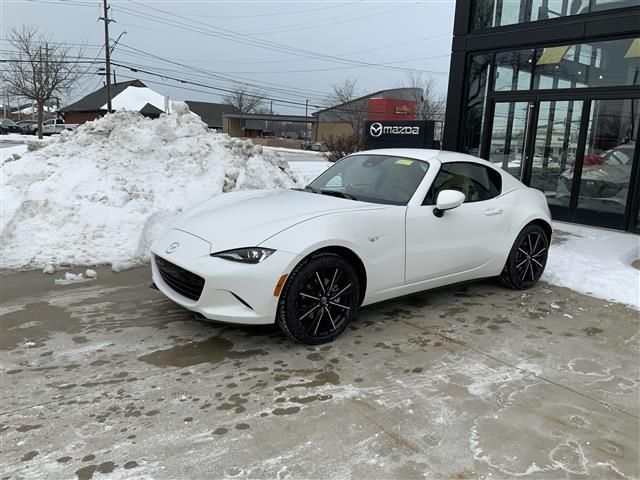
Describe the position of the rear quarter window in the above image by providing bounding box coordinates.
[423,162,502,205]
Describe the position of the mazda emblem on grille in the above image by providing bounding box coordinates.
[165,242,180,254]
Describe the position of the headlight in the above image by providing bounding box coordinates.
[211,247,275,264]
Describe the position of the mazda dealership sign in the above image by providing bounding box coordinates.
[364,120,436,149]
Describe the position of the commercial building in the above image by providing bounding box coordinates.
[312,88,422,143]
[444,1,640,232]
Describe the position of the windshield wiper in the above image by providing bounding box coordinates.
[320,189,357,201]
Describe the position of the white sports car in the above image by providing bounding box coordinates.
[151,149,552,344]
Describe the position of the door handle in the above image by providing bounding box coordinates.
[485,208,503,216]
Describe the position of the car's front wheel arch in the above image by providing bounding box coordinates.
[289,246,367,305]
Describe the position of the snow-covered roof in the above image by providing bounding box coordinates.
[102,86,167,113]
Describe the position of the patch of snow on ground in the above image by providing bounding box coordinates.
[54,272,93,285]
[0,145,28,164]
[288,161,330,184]
[1,103,301,270]
[543,222,640,309]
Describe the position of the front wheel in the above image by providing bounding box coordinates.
[277,253,360,345]
[499,224,549,290]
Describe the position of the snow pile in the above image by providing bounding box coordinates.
[1,103,301,270]
[543,222,640,309]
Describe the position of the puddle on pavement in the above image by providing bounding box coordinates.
[138,336,266,368]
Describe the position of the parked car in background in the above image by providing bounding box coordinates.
[311,142,328,152]
[16,120,38,135]
[0,119,22,134]
[42,118,78,136]
[556,143,635,208]
[300,139,314,150]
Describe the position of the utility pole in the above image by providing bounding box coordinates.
[100,0,113,112]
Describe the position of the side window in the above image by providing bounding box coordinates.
[423,162,502,205]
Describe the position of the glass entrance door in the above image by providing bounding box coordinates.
[529,100,584,221]
[572,98,639,230]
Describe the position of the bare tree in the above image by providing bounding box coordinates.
[223,83,265,114]
[402,72,446,121]
[321,78,366,161]
[1,26,82,138]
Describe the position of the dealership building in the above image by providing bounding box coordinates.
[443,1,640,233]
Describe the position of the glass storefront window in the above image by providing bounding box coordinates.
[472,0,639,30]
[530,100,583,208]
[488,101,531,178]
[462,54,491,155]
[576,98,639,217]
[493,38,640,91]
[495,50,534,91]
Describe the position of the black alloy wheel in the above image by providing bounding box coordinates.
[499,224,549,290]
[277,252,360,345]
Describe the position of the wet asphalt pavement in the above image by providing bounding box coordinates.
[1,266,638,479]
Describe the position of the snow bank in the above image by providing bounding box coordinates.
[1,103,301,270]
[288,161,330,184]
[543,222,640,309]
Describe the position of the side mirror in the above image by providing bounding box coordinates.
[433,190,465,217]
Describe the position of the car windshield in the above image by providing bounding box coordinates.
[1,119,18,126]
[306,154,429,205]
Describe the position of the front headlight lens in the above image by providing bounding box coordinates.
[211,247,275,264]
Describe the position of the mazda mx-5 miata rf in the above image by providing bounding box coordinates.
[151,149,552,344]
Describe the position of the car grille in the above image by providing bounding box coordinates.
[155,255,205,301]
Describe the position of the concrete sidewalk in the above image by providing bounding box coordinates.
[1,266,638,479]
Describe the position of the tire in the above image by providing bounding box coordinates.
[499,224,549,290]
[276,252,360,345]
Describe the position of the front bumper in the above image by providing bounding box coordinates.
[150,229,300,325]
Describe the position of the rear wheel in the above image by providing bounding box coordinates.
[499,224,549,290]
[277,253,360,345]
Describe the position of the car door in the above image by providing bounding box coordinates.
[405,161,511,284]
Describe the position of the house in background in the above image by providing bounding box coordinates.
[61,80,168,125]
[185,101,239,130]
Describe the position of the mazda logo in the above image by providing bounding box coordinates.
[165,242,180,254]
[370,122,383,138]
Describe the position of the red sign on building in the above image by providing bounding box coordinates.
[367,98,417,121]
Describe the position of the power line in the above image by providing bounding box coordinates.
[115,2,446,75]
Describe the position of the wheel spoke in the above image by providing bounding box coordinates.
[531,258,544,268]
[520,262,530,282]
[313,308,325,334]
[331,283,352,299]
[315,272,326,295]
[329,301,350,311]
[324,307,336,329]
[328,268,339,294]
[518,247,528,257]
[299,292,320,301]
[529,262,535,281]
[300,303,320,321]
[532,234,540,254]
[516,258,528,269]
[533,247,546,258]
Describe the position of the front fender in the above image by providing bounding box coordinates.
[260,206,406,301]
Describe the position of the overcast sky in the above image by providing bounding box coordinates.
[2,0,455,115]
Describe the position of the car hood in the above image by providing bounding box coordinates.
[170,189,389,252]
